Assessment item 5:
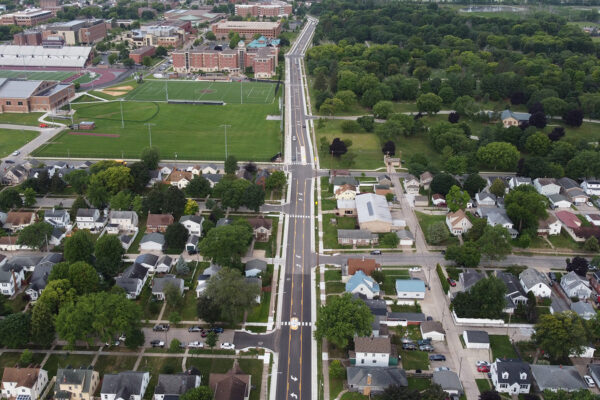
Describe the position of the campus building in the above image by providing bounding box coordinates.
[235,2,292,17]
[124,21,191,48]
[0,78,75,113]
[41,19,108,45]
[0,8,53,26]
[0,45,93,68]
[172,41,278,78]
[211,20,282,39]
[130,46,156,64]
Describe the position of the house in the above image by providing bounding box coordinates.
[490,359,531,394]
[561,271,592,299]
[519,268,552,298]
[152,275,184,300]
[50,227,67,247]
[148,170,161,187]
[378,175,392,187]
[332,176,359,193]
[508,177,532,189]
[445,210,473,235]
[431,194,446,206]
[203,263,222,277]
[44,208,70,228]
[147,214,174,233]
[139,233,165,252]
[167,170,192,189]
[475,192,496,207]
[336,199,357,216]
[462,330,490,349]
[345,270,380,299]
[419,172,433,189]
[530,365,587,392]
[1,367,49,400]
[196,275,210,298]
[351,336,392,367]
[537,215,561,236]
[2,165,27,185]
[359,297,387,317]
[343,258,380,282]
[5,255,44,273]
[375,184,392,196]
[186,235,199,254]
[3,211,35,232]
[109,211,139,231]
[501,109,531,128]
[556,210,582,239]
[179,215,203,236]
[487,176,509,193]
[396,230,414,246]
[153,372,201,400]
[534,178,561,196]
[585,214,600,227]
[395,279,425,300]
[247,217,272,242]
[403,175,420,194]
[25,254,62,300]
[204,174,223,188]
[337,229,379,246]
[54,368,99,400]
[216,218,232,227]
[0,236,31,251]
[255,170,270,188]
[201,164,221,175]
[356,194,393,233]
[135,254,172,273]
[76,208,106,232]
[420,321,445,341]
[459,270,485,292]
[386,312,426,325]
[486,210,518,238]
[414,195,428,207]
[588,364,600,387]
[209,361,251,400]
[115,263,150,299]
[582,179,600,196]
[245,259,267,277]
[559,178,588,204]
[346,367,407,394]
[335,184,358,200]
[549,194,572,209]
[432,370,463,397]
[0,264,24,296]
[571,301,596,320]
[100,371,150,400]
[497,271,528,314]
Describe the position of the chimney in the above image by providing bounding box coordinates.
[366,374,372,385]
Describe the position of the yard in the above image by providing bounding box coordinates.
[381,270,411,296]
[340,393,369,400]
[322,214,357,249]
[399,350,429,370]
[137,285,162,321]
[416,212,459,246]
[476,378,492,393]
[0,129,39,158]
[246,291,271,323]
[252,217,279,258]
[325,281,345,294]
[139,356,184,400]
[0,351,44,370]
[407,377,432,391]
[489,335,518,360]
[0,112,44,126]
[33,99,281,161]
[44,353,95,377]
[93,355,137,375]
[547,230,582,251]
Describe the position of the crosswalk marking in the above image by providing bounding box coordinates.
[288,214,311,219]
[279,321,312,327]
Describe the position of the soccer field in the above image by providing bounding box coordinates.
[33,100,281,161]
[0,70,76,81]
[125,79,278,104]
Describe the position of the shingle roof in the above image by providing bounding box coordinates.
[346,270,380,294]
[354,336,391,354]
[395,279,425,293]
[155,374,199,396]
[136,254,159,265]
[140,233,165,245]
[432,370,463,392]
[5,211,34,226]
[571,301,595,317]
[45,209,68,219]
[346,367,407,388]
[153,275,183,294]
[421,321,444,335]
[355,193,392,224]
[147,213,174,226]
[494,359,530,385]
[519,268,549,290]
[464,330,489,344]
[179,215,203,224]
[501,109,531,122]
[76,208,98,218]
[461,270,485,291]
[2,367,43,388]
[558,177,579,190]
[101,371,147,398]
[530,365,587,391]
[122,263,149,280]
[337,229,377,240]
[245,259,267,272]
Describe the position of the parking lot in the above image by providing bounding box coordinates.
[142,327,235,348]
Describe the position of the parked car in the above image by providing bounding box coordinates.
[400,337,414,344]
[477,365,490,373]
[409,267,422,272]
[188,326,202,332]
[370,250,382,255]
[587,201,594,207]
[188,341,204,348]
[434,367,450,372]
[447,277,456,287]
[220,342,235,350]
[419,344,434,352]
[417,339,432,346]
[11,151,19,156]
[150,340,165,347]
[39,123,48,128]
[105,340,119,347]
[153,324,170,331]
[211,327,224,333]
[585,375,596,387]
[179,342,187,349]
[476,361,490,367]
[201,331,208,338]
[118,334,126,342]
[402,343,417,350]
[429,354,446,361]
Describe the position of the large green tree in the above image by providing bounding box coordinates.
[186,176,211,198]
[64,230,95,264]
[445,185,470,212]
[17,222,53,250]
[179,387,213,400]
[416,93,442,115]
[477,225,512,262]
[201,268,260,324]
[141,147,160,170]
[315,293,373,349]
[0,313,30,348]
[199,220,253,268]
[94,234,124,278]
[505,185,548,233]
[452,276,506,318]
[533,312,588,362]
[477,142,520,171]
[445,242,481,268]
[165,222,188,250]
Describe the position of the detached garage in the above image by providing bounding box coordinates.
[463,330,490,349]
[420,321,445,342]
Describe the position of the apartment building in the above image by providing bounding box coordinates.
[0,8,53,26]
[211,20,282,39]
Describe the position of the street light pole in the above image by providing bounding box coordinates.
[219,124,231,159]
[145,123,156,147]
[120,98,124,128]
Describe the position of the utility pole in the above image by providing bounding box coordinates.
[220,124,231,159]
[145,123,156,147]
[120,98,124,128]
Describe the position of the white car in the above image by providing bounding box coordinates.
[118,335,126,342]
[476,360,490,367]
[188,341,204,348]
[11,150,19,156]
[409,267,422,272]
[434,367,450,372]
[220,342,235,350]
[584,375,595,387]
[587,201,594,207]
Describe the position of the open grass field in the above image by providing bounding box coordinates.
[33,99,281,161]
[0,112,43,126]
[0,128,39,157]
[489,335,518,360]
[416,212,459,246]
[126,79,278,105]
[0,69,76,81]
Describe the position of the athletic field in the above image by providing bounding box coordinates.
[0,70,76,81]
[125,79,277,104]
[33,99,281,161]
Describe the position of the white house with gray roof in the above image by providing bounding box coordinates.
[153,275,184,300]
[561,271,592,299]
[433,370,463,397]
[548,194,572,209]
[100,371,150,400]
[352,336,391,367]
[109,211,138,231]
[44,208,70,228]
[463,330,489,349]
[356,193,393,233]
[179,215,203,236]
[337,229,378,246]
[519,268,551,298]
[475,192,496,206]
[153,373,201,400]
[140,233,165,252]
[509,177,532,190]
[134,254,172,273]
[115,263,150,299]
[530,365,587,392]
[346,367,407,394]
[571,301,596,320]
[491,359,531,394]
[245,259,267,277]
[534,178,561,197]
[76,208,106,232]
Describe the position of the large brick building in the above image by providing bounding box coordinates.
[211,20,282,39]
[42,19,107,45]
[172,42,278,78]
[0,8,53,26]
[0,79,74,113]
[13,31,42,45]
[235,3,292,17]
[124,21,191,48]
[130,46,156,64]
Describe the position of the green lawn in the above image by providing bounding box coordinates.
[0,351,44,370]
[325,281,345,294]
[33,99,281,161]
[138,284,162,321]
[127,80,277,104]
[0,129,39,158]
[6,292,29,313]
[547,230,582,250]
[399,350,429,370]
[94,355,137,375]
[237,359,263,400]
[186,357,233,383]
[407,377,432,390]
[129,217,146,253]
[489,335,518,360]
[324,269,341,281]
[340,393,369,400]
[416,212,459,246]
[179,289,200,321]
[476,378,492,393]
[44,354,95,377]
[246,291,271,322]
[330,367,344,399]
[252,217,278,258]
[382,271,411,295]
[139,357,184,399]
[322,214,357,249]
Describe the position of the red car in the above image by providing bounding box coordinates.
[39,123,48,128]
[477,365,490,373]
[447,277,456,287]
